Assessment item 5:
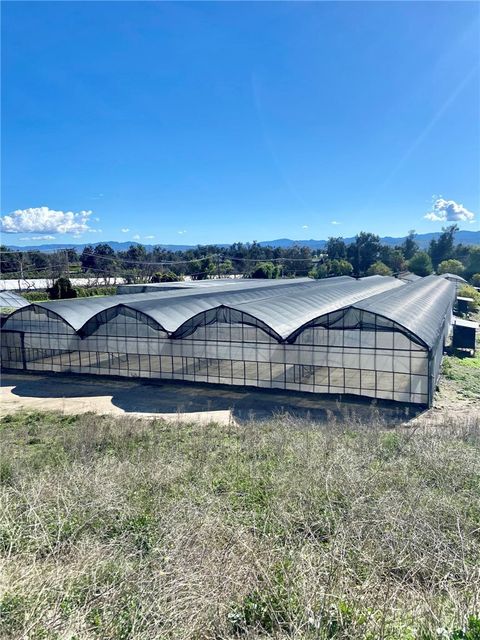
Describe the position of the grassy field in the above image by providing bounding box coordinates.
[1,411,479,639]
[442,354,480,401]
[439,311,480,405]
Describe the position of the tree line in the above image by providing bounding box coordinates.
[1,225,479,287]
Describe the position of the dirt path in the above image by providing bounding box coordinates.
[1,371,422,426]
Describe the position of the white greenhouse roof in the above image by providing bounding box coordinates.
[5,275,456,348]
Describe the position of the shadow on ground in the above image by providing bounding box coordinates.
[1,371,424,425]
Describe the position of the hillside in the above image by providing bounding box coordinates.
[5,229,480,252]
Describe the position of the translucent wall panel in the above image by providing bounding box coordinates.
[2,312,433,405]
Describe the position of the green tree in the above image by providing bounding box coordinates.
[47,277,77,300]
[347,232,381,276]
[464,247,480,279]
[26,251,50,273]
[401,230,418,260]
[437,259,465,276]
[0,246,20,275]
[309,263,329,279]
[219,259,234,276]
[150,271,181,282]
[93,243,118,282]
[429,224,458,269]
[470,273,480,287]
[366,261,392,276]
[328,259,353,276]
[80,245,96,272]
[458,284,480,313]
[407,251,433,277]
[249,262,280,279]
[379,247,405,272]
[309,259,353,279]
[188,257,216,280]
[326,237,347,260]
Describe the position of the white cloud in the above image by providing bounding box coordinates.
[1,206,96,235]
[425,198,475,223]
[177,230,187,235]
[301,225,309,229]
[144,235,155,240]
[330,220,341,225]
[132,234,141,240]
[121,228,130,233]
[20,235,55,241]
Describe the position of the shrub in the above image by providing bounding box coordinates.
[408,252,433,277]
[150,271,182,283]
[458,284,480,313]
[75,286,117,298]
[47,277,77,300]
[470,274,480,287]
[310,260,353,279]
[366,261,392,276]
[22,291,49,302]
[437,259,465,276]
[248,262,280,279]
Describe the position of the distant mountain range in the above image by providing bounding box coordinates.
[5,229,480,252]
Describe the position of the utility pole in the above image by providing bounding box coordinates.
[18,254,24,292]
[64,249,70,278]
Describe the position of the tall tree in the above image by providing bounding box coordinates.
[80,245,96,272]
[47,277,77,300]
[408,251,433,277]
[437,259,465,276]
[347,232,381,276]
[401,230,418,261]
[328,259,353,277]
[326,237,347,260]
[0,246,20,275]
[429,225,458,269]
[379,246,405,273]
[249,262,280,279]
[465,247,480,279]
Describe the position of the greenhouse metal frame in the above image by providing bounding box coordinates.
[1,275,455,406]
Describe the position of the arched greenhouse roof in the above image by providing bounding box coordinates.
[4,275,454,349]
[352,274,455,348]
[0,290,30,309]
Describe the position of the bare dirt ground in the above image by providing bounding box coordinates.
[2,334,479,428]
[417,370,480,426]
[1,371,423,426]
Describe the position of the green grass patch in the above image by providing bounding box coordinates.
[442,355,480,399]
[1,411,479,638]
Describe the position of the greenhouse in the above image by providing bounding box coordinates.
[1,275,455,406]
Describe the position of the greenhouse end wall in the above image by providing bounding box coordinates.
[1,304,432,404]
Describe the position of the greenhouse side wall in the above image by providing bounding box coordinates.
[1,305,430,405]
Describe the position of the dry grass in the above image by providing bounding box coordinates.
[1,410,480,639]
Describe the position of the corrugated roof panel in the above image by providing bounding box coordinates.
[0,291,30,309]
[439,273,467,283]
[353,275,455,347]
[30,277,347,331]
[231,277,404,339]
[5,276,454,349]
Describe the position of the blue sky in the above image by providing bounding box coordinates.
[1,1,479,246]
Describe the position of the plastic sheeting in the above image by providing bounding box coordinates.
[0,291,30,309]
[353,275,455,348]
[15,276,402,339]
[1,276,455,406]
